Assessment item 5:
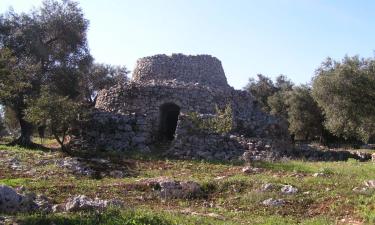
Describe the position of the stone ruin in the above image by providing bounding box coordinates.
[71,54,291,161]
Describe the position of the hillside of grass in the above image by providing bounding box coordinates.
[0,141,375,225]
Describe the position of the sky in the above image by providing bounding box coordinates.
[1,0,375,89]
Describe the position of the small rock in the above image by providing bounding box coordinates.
[280,185,298,195]
[371,153,375,162]
[56,157,95,177]
[207,212,225,220]
[262,198,285,206]
[109,170,124,178]
[260,183,274,192]
[143,177,202,199]
[34,195,53,213]
[180,181,202,198]
[202,201,214,208]
[214,176,226,180]
[9,157,22,170]
[52,203,66,213]
[352,187,368,193]
[90,158,110,164]
[313,172,325,177]
[242,166,252,173]
[242,166,262,174]
[64,195,123,212]
[364,180,375,188]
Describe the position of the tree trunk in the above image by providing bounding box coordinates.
[53,130,70,153]
[11,118,34,146]
[9,106,34,147]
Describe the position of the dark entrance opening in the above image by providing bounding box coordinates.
[159,103,180,141]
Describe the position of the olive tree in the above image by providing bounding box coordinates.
[79,63,129,106]
[0,0,91,146]
[25,88,80,152]
[244,74,277,112]
[286,85,324,141]
[312,56,375,143]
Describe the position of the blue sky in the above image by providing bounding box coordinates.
[1,0,375,89]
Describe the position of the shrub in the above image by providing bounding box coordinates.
[187,104,233,134]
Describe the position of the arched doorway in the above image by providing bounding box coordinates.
[158,103,180,141]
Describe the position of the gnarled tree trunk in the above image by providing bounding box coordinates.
[9,107,35,147]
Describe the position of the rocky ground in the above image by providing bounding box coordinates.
[0,140,375,225]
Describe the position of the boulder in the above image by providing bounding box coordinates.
[0,185,49,213]
[0,185,25,213]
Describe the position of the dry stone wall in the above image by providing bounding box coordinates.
[74,54,291,160]
[165,114,289,161]
[132,54,229,89]
[95,81,289,142]
[70,111,151,153]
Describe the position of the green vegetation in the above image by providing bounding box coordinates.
[245,65,375,144]
[0,0,128,147]
[19,209,228,225]
[187,104,233,134]
[0,1,374,224]
[312,56,375,143]
[25,88,81,151]
[1,143,375,224]
[284,86,324,141]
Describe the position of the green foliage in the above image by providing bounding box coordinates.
[25,88,81,150]
[245,74,293,113]
[0,0,91,145]
[187,104,233,134]
[210,104,233,133]
[285,85,324,140]
[79,63,129,105]
[245,74,327,142]
[312,56,375,143]
[245,74,277,112]
[267,91,289,120]
[246,74,325,141]
[0,48,35,108]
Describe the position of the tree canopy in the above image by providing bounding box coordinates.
[0,0,91,146]
[312,56,375,143]
[286,85,324,141]
[79,63,129,105]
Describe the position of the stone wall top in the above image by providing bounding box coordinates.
[132,54,229,88]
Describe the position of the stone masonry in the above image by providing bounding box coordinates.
[72,54,290,161]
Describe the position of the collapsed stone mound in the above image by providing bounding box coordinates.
[72,54,290,161]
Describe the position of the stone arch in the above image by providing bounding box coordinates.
[158,102,180,141]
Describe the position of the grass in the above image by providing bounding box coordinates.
[1,141,375,224]
[19,208,227,225]
[0,178,30,187]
